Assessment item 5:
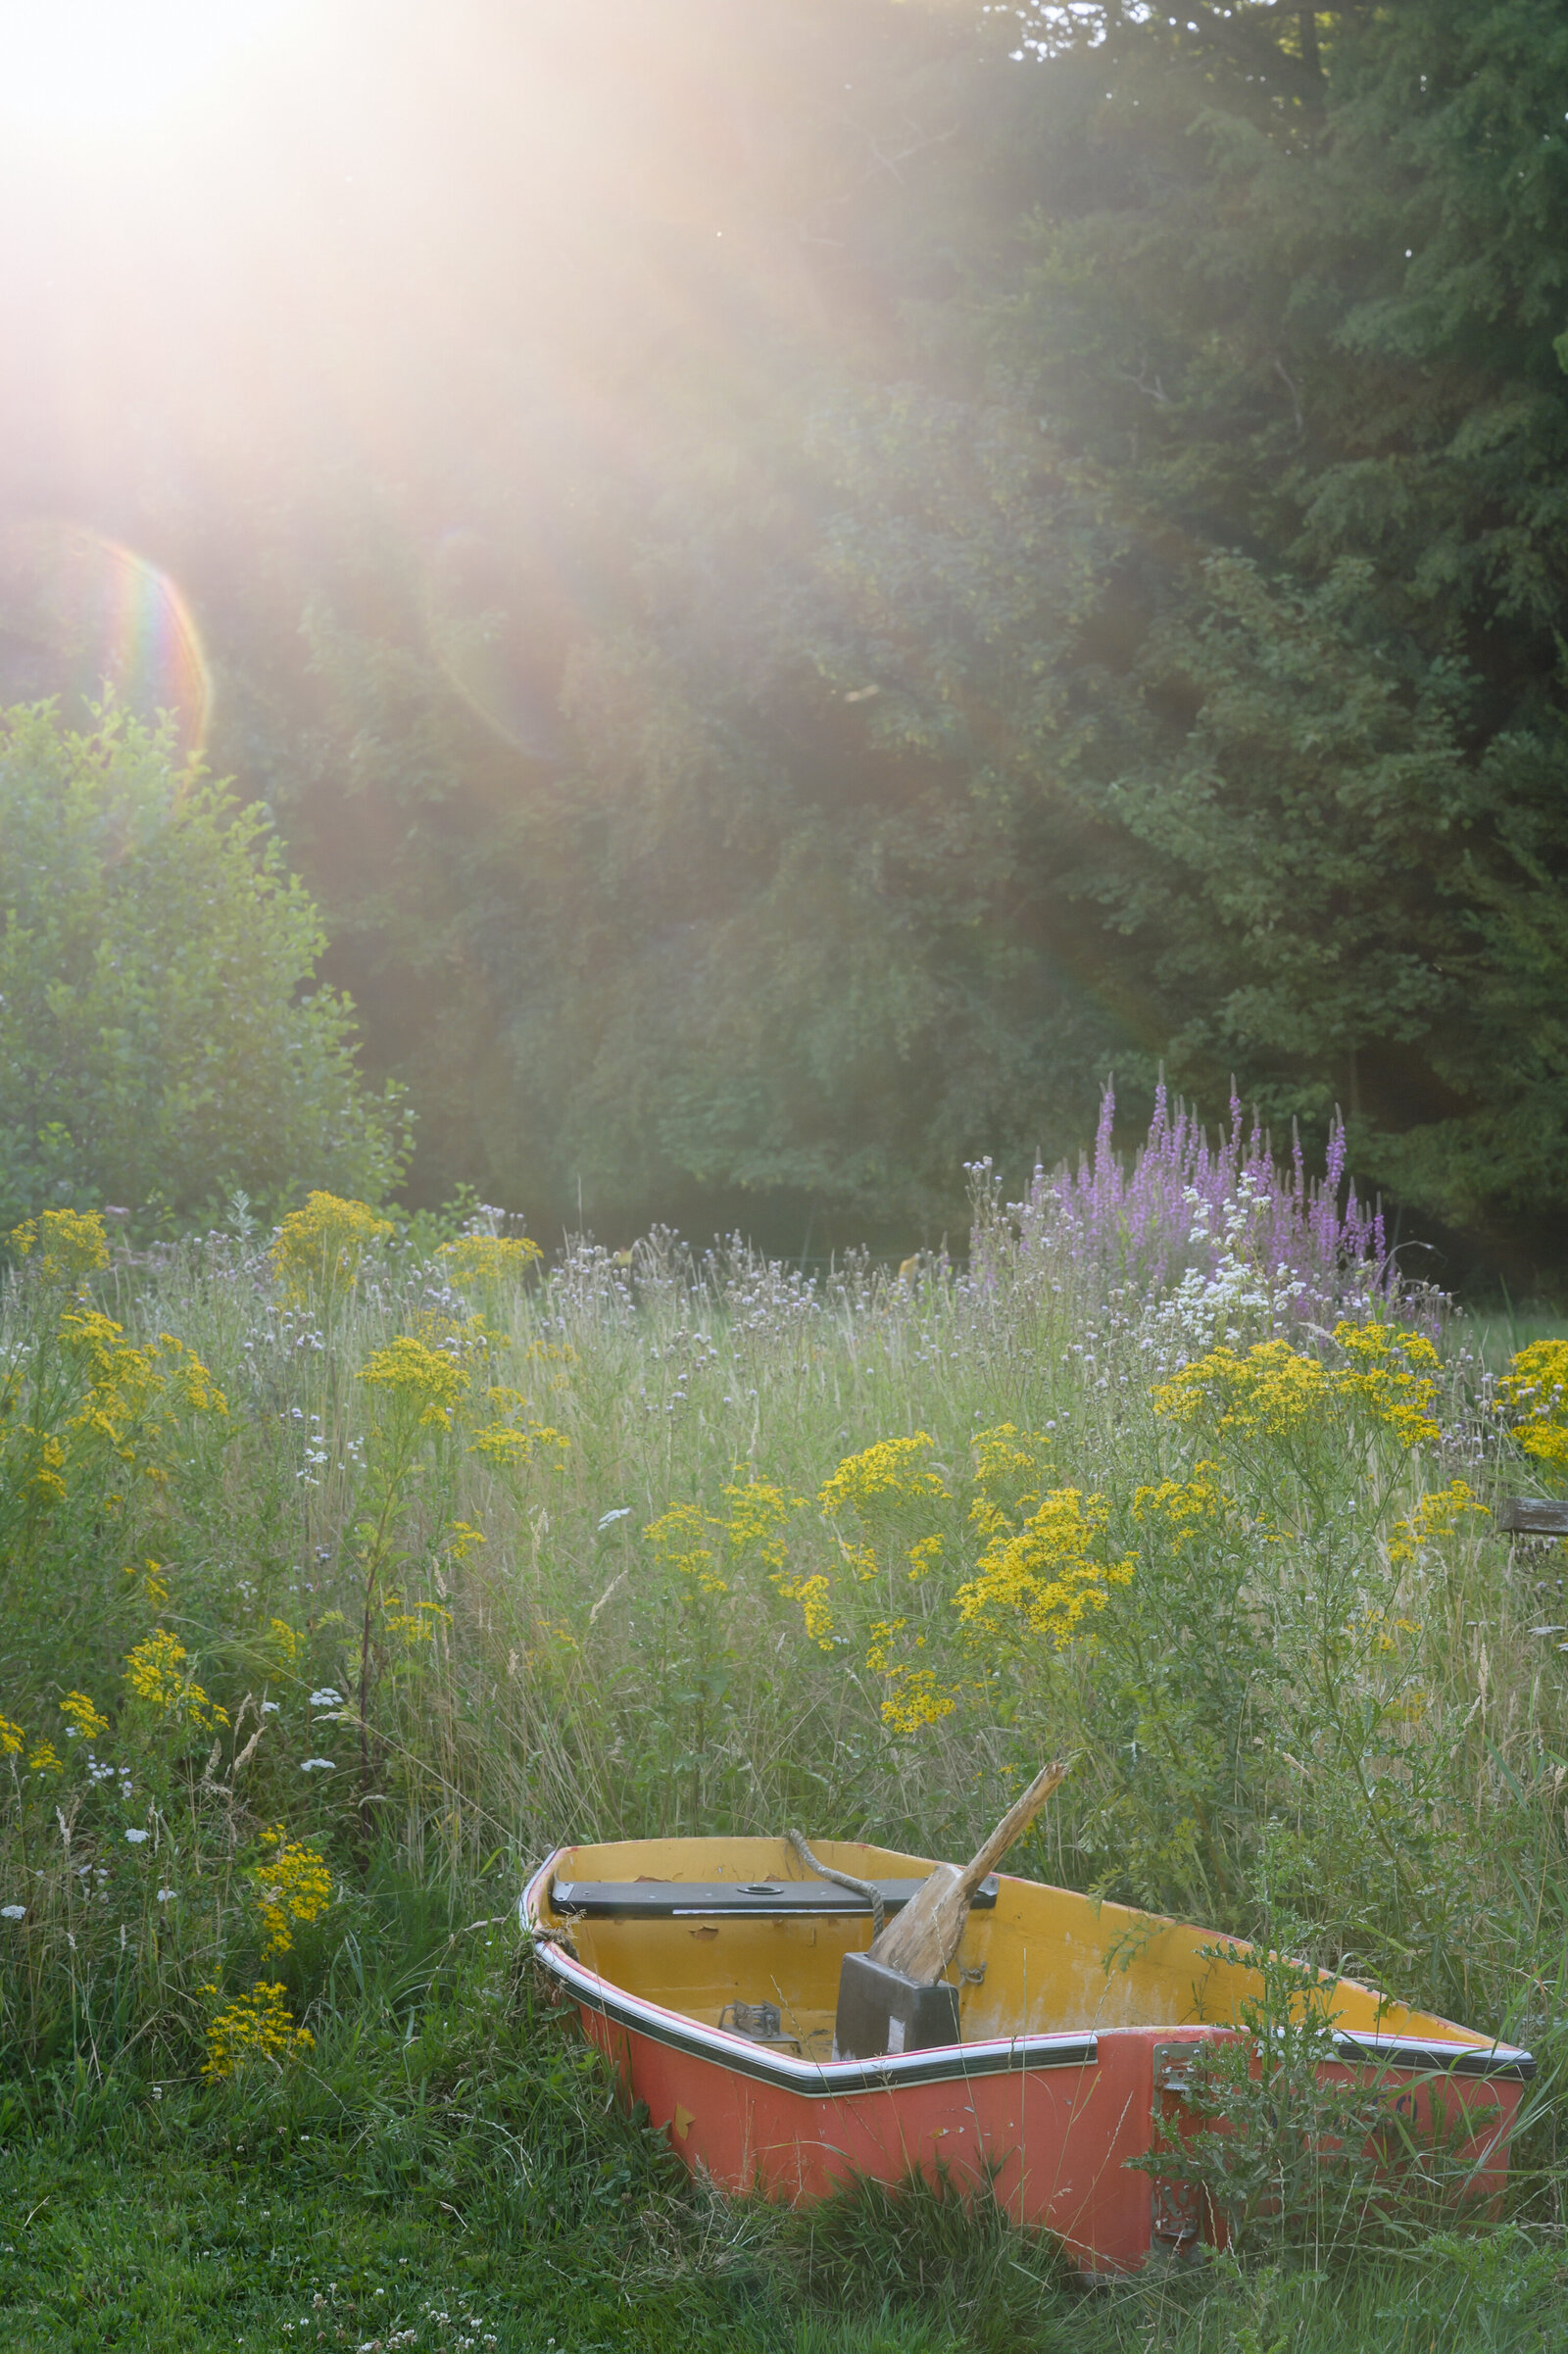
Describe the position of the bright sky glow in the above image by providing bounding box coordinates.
[0,1,291,130]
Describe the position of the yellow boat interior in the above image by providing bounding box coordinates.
[538,1836,1482,2062]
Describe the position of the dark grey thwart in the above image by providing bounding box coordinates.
[550,1876,1001,1919]
[1498,1498,1568,1537]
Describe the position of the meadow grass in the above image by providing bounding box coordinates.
[2,1158,1567,2350]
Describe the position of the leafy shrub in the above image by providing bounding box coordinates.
[0,702,408,1235]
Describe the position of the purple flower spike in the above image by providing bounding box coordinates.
[981,1081,1409,1337]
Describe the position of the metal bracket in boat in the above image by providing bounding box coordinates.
[1149,2041,1205,2255]
[549,1874,1001,1919]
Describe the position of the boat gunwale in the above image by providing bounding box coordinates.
[518,1857,1535,2093]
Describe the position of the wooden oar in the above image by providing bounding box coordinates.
[865,1755,1074,1984]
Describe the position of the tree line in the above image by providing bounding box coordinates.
[2,1,1564,1278]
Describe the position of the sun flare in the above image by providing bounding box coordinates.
[0,1,290,129]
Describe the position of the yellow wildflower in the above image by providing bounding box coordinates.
[1152,1342,1329,1437]
[970,1424,1042,1489]
[865,1618,906,1674]
[268,1618,305,1664]
[719,1477,803,1573]
[955,1488,1135,1650]
[1152,1330,1442,1449]
[880,1666,957,1736]
[412,1308,498,1361]
[8,1209,109,1286]
[251,1827,333,1955]
[1132,1462,1227,1554]
[203,1981,315,2079]
[165,1344,228,1419]
[59,1691,109,1741]
[468,1410,569,1470]
[436,1233,543,1289]
[122,1631,228,1733]
[776,1571,835,1649]
[24,1432,66,1507]
[381,1593,451,1643]
[25,1739,63,1774]
[271,1193,393,1304]
[1345,1605,1421,1656]
[125,1558,172,1607]
[968,1423,1054,1532]
[645,1501,728,1594]
[1336,1321,1440,1373]
[358,1335,469,1429]
[819,1434,951,1520]
[906,1534,944,1581]
[1496,1340,1568,1472]
[0,1716,23,1757]
[1332,1322,1442,1447]
[56,1313,224,1485]
[1389,1479,1489,1563]
[446,1520,486,1561]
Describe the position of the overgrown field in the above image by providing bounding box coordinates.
[3,1103,1568,2350]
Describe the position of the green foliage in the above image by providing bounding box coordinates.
[5,1,1567,1265]
[1127,1928,1495,2261]
[1,1203,1567,2340]
[0,703,408,1235]
[974,0,1568,1255]
[203,0,1563,1270]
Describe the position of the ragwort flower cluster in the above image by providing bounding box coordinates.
[1496,1340,1568,1474]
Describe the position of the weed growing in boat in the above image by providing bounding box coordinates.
[1129,1925,1505,2262]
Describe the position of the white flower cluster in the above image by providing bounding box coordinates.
[1142,1180,1307,1364]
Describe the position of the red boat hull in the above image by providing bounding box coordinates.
[523,1856,1528,2273]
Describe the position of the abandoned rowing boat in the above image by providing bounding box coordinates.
[520,1836,1532,2274]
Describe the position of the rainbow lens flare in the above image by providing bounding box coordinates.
[0,520,211,760]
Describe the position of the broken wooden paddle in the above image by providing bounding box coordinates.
[865,1754,1074,1986]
